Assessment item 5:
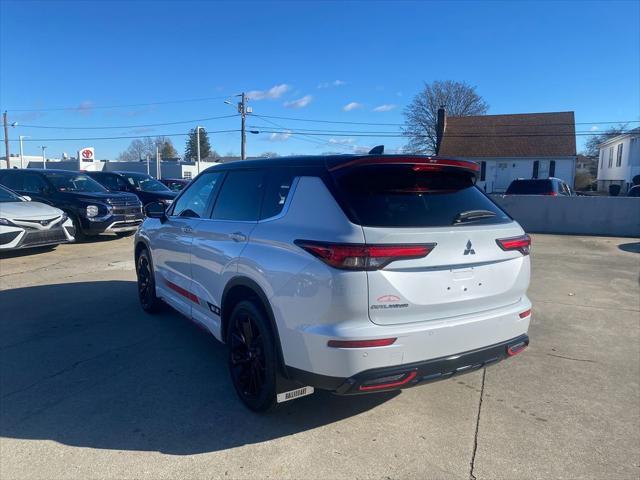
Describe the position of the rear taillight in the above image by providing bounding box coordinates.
[496,234,531,255]
[295,241,436,270]
[507,340,528,357]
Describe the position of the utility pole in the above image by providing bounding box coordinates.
[240,93,247,160]
[156,146,161,179]
[196,125,201,174]
[3,111,10,168]
[40,145,47,169]
[19,135,29,169]
[146,154,150,175]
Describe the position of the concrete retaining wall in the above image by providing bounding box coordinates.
[492,195,640,237]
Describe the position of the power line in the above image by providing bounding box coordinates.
[249,129,622,138]
[17,114,239,130]
[2,94,234,112]
[9,129,240,142]
[254,113,640,128]
[250,116,354,152]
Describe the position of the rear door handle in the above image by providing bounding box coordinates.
[182,226,193,234]
[229,232,247,242]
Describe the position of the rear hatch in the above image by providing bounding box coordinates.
[329,156,530,326]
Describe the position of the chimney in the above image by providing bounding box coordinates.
[435,106,446,155]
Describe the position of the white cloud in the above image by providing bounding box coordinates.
[284,95,313,109]
[318,79,346,89]
[247,84,290,100]
[328,138,356,145]
[342,102,363,112]
[75,100,94,116]
[268,131,292,142]
[373,104,397,112]
[351,145,373,153]
[590,125,599,132]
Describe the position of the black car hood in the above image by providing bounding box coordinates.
[141,191,177,200]
[58,191,139,203]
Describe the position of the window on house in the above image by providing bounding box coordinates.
[608,147,614,168]
[480,161,486,181]
[616,143,623,167]
[600,150,604,169]
[549,160,556,177]
[532,160,539,178]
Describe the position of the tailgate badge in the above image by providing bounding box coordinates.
[464,240,476,255]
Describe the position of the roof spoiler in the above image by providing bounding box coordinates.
[328,156,480,174]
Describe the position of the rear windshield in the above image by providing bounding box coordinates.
[332,164,511,227]
[506,179,553,195]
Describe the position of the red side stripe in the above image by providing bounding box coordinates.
[165,280,200,305]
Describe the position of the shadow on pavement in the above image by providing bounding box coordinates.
[618,242,640,254]
[0,280,396,455]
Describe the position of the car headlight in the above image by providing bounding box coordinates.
[160,199,173,205]
[0,217,16,226]
[86,205,99,218]
[60,212,68,223]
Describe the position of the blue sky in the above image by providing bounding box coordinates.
[1,0,639,159]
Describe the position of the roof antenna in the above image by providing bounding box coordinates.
[368,145,384,155]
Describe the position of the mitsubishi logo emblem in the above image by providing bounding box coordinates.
[464,240,476,255]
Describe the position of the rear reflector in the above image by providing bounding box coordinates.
[507,341,528,357]
[359,371,417,391]
[519,309,532,319]
[328,156,480,173]
[496,234,531,255]
[295,240,436,270]
[328,338,397,348]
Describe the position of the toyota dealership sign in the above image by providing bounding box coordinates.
[79,147,95,162]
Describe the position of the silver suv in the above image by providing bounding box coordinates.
[135,155,531,411]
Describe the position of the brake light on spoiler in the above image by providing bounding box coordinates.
[295,241,436,271]
[496,234,531,255]
[328,156,480,173]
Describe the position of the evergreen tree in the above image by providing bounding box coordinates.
[185,128,212,160]
[160,139,178,159]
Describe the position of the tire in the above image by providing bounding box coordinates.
[226,300,277,412]
[70,215,87,243]
[136,248,163,313]
[116,231,135,237]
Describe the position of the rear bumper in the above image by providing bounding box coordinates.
[287,334,529,395]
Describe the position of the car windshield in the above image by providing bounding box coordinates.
[0,184,23,202]
[122,174,171,192]
[45,172,108,193]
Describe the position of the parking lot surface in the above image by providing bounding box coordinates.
[1,234,639,480]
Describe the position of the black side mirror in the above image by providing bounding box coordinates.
[144,201,167,220]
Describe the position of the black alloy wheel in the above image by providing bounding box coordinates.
[227,300,277,411]
[136,249,162,313]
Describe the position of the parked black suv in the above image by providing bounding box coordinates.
[86,171,176,207]
[0,169,143,241]
[505,178,574,196]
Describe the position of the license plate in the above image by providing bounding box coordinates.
[276,386,314,403]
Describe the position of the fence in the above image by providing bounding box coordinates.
[492,195,640,237]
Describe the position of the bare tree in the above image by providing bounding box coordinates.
[117,139,146,161]
[581,125,627,158]
[403,80,489,154]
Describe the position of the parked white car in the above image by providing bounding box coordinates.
[135,154,531,411]
[0,184,75,250]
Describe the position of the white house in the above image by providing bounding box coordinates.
[438,111,577,193]
[596,127,640,194]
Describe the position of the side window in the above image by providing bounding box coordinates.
[0,173,23,191]
[171,172,221,218]
[212,170,265,221]
[260,170,295,220]
[22,174,48,194]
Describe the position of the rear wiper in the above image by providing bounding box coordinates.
[453,209,497,224]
